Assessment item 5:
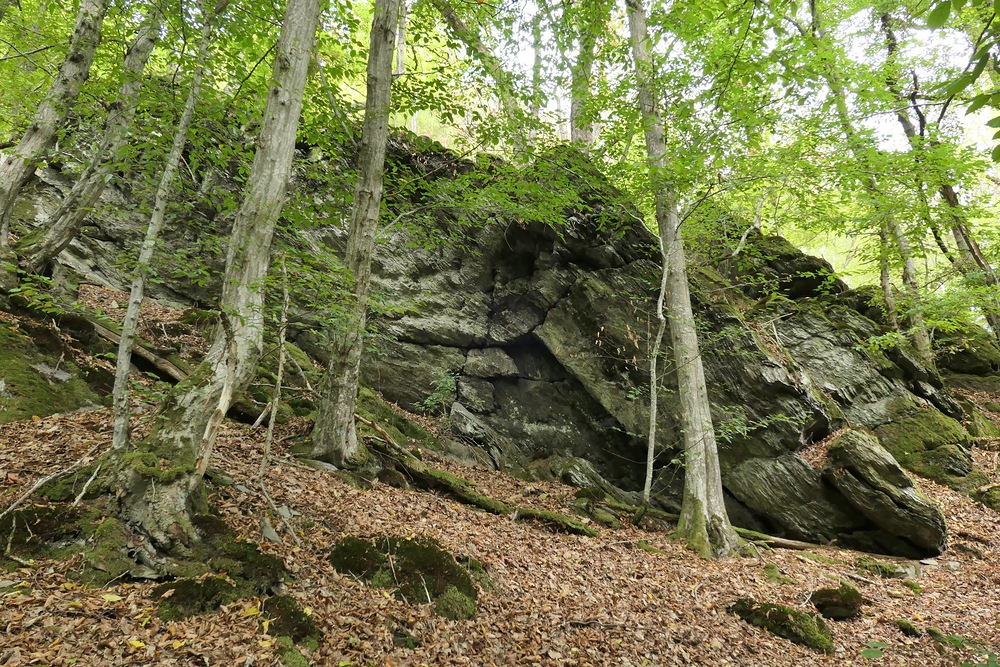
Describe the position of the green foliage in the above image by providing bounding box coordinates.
[415,370,458,416]
[860,641,890,660]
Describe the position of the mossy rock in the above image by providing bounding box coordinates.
[874,405,976,490]
[811,582,865,620]
[327,535,481,618]
[356,386,442,452]
[763,563,796,585]
[958,398,1000,439]
[153,576,240,621]
[187,515,286,592]
[934,322,1000,376]
[328,537,388,579]
[895,618,921,637]
[727,598,834,653]
[78,517,135,586]
[971,485,1000,513]
[434,585,477,620]
[0,323,103,423]
[926,627,967,651]
[261,595,322,646]
[855,556,900,579]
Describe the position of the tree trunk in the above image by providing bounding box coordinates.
[569,0,604,147]
[0,0,108,246]
[881,12,1000,344]
[113,0,319,549]
[888,216,934,366]
[796,6,934,368]
[111,5,218,454]
[625,0,739,558]
[16,6,160,274]
[878,225,900,330]
[309,0,401,467]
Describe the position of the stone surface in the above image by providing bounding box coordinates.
[822,429,947,557]
[12,140,987,557]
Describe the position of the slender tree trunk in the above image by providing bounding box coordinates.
[626,0,739,558]
[881,12,1000,344]
[110,5,219,454]
[888,216,934,365]
[642,236,668,505]
[428,0,522,145]
[0,0,108,246]
[795,6,934,368]
[878,225,900,330]
[529,12,542,123]
[113,0,319,549]
[309,0,401,467]
[16,7,160,273]
[569,0,603,147]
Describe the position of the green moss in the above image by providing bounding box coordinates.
[799,551,841,566]
[0,324,103,423]
[874,404,975,489]
[327,536,479,618]
[434,585,477,620]
[188,515,286,592]
[391,624,420,649]
[516,507,600,537]
[357,386,441,452]
[573,486,608,501]
[728,598,834,653]
[328,537,387,578]
[78,517,134,586]
[972,485,1000,512]
[901,580,922,594]
[895,618,921,637]
[261,595,322,646]
[764,563,796,585]
[636,540,664,554]
[855,556,897,578]
[926,627,966,651]
[152,576,241,622]
[0,505,90,559]
[811,582,865,620]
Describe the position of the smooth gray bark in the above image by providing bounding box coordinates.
[116,0,320,548]
[111,7,217,454]
[626,0,739,557]
[0,0,108,245]
[17,7,160,273]
[310,0,401,466]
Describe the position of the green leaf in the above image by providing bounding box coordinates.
[861,648,884,659]
[967,93,992,114]
[990,144,1000,162]
[926,1,952,28]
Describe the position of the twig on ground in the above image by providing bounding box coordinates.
[0,443,101,520]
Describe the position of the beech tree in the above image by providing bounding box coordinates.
[625,0,740,558]
[15,6,160,274]
[109,0,320,547]
[309,0,401,466]
[0,0,108,247]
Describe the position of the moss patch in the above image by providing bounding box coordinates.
[855,556,898,578]
[0,324,103,423]
[895,618,921,637]
[727,598,834,653]
[811,582,865,620]
[764,563,796,585]
[261,595,322,646]
[328,535,482,618]
[799,551,841,566]
[971,485,1000,512]
[152,576,241,621]
[874,404,977,490]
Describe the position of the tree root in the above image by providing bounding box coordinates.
[356,415,599,537]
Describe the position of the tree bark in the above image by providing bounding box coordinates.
[625,0,739,558]
[569,0,605,147]
[113,0,319,549]
[111,4,218,454]
[16,6,160,273]
[880,12,1000,343]
[309,0,400,467]
[0,0,108,245]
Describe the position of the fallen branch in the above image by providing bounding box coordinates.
[356,414,599,537]
[0,443,102,520]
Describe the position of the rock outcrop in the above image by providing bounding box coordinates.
[10,140,982,556]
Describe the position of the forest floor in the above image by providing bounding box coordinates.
[2,298,1000,666]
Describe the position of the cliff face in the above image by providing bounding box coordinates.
[12,141,999,557]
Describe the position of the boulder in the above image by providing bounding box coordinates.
[822,429,947,556]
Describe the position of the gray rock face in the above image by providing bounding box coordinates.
[13,143,978,557]
[823,429,947,556]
